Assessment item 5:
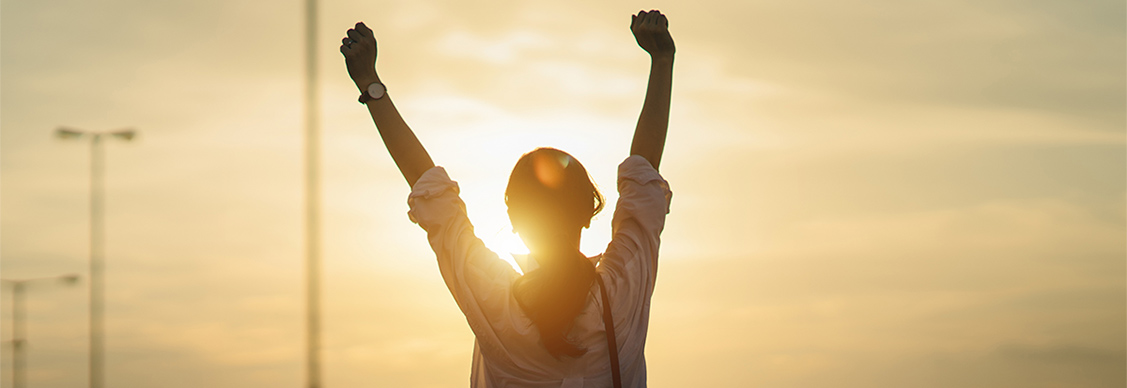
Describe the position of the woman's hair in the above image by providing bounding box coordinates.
[505,147,605,358]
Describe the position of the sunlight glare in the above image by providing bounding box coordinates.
[477,214,529,275]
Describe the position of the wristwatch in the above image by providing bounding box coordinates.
[358,82,386,104]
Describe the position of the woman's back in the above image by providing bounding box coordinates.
[408,156,672,387]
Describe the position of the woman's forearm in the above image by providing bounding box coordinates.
[363,88,435,187]
[630,55,674,170]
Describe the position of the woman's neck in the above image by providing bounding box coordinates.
[530,246,584,268]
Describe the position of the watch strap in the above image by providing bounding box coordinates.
[358,82,386,104]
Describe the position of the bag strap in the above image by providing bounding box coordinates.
[595,274,622,388]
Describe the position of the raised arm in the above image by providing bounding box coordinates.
[629,10,675,171]
[341,22,435,187]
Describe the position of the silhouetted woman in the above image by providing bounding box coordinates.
[341,10,675,388]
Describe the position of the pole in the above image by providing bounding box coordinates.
[90,134,105,388]
[13,283,25,388]
[4,276,79,387]
[303,0,322,387]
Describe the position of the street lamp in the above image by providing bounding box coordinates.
[55,127,136,388]
[302,1,323,387]
[3,274,81,388]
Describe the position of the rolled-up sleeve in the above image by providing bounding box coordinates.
[601,156,673,309]
[407,167,522,364]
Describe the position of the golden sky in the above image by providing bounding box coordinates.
[1,0,1124,387]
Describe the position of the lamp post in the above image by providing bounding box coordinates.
[3,274,81,388]
[302,1,323,387]
[55,127,136,388]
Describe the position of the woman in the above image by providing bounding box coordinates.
[340,10,675,387]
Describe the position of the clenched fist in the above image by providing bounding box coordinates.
[631,10,675,59]
[340,22,379,89]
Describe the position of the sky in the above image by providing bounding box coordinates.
[1,0,1124,387]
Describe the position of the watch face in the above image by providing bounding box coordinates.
[367,82,386,99]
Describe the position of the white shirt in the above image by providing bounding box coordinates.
[407,155,672,388]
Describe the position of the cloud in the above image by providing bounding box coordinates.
[677,0,1125,130]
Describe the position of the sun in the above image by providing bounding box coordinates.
[472,210,530,275]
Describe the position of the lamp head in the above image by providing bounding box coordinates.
[110,129,136,141]
[55,128,85,139]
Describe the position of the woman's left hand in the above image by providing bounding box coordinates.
[341,21,379,89]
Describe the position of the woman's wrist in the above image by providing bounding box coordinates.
[354,73,382,91]
[650,53,674,64]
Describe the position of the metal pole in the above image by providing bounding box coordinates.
[13,282,25,388]
[303,0,323,387]
[90,134,105,388]
[4,275,79,388]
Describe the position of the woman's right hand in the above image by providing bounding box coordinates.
[341,22,380,89]
[631,10,675,60]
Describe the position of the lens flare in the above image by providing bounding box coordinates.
[532,152,567,189]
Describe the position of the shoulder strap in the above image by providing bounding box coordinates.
[595,274,622,388]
